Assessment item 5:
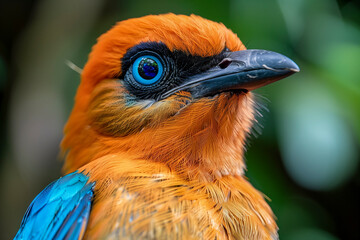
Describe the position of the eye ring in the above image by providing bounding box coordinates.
[132,55,163,85]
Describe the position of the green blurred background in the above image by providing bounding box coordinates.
[0,0,359,239]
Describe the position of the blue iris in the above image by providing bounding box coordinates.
[132,55,163,85]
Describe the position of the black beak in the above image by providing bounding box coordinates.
[161,49,300,99]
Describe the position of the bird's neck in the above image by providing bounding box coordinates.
[141,93,256,180]
[62,93,256,181]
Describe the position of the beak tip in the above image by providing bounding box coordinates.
[290,67,300,73]
[254,50,300,74]
[287,59,300,73]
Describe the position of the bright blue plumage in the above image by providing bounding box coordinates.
[14,172,94,240]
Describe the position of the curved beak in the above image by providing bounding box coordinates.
[162,49,300,99]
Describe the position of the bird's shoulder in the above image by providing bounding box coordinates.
[80,155,200,238]
[14,171,94,240]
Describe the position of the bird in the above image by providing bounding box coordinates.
[14,13,299,240]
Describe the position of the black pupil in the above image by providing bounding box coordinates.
[138,58,158,79]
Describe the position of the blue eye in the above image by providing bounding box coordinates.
[132,55,163,85]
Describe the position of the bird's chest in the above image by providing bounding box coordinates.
[83,175,276,240]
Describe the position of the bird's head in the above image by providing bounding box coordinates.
[62,14,299,179]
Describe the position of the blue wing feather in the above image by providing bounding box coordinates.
[14,171,95,240]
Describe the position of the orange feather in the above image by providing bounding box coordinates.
[61,13,278,239]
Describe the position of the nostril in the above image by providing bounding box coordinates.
[218,58,232,69]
